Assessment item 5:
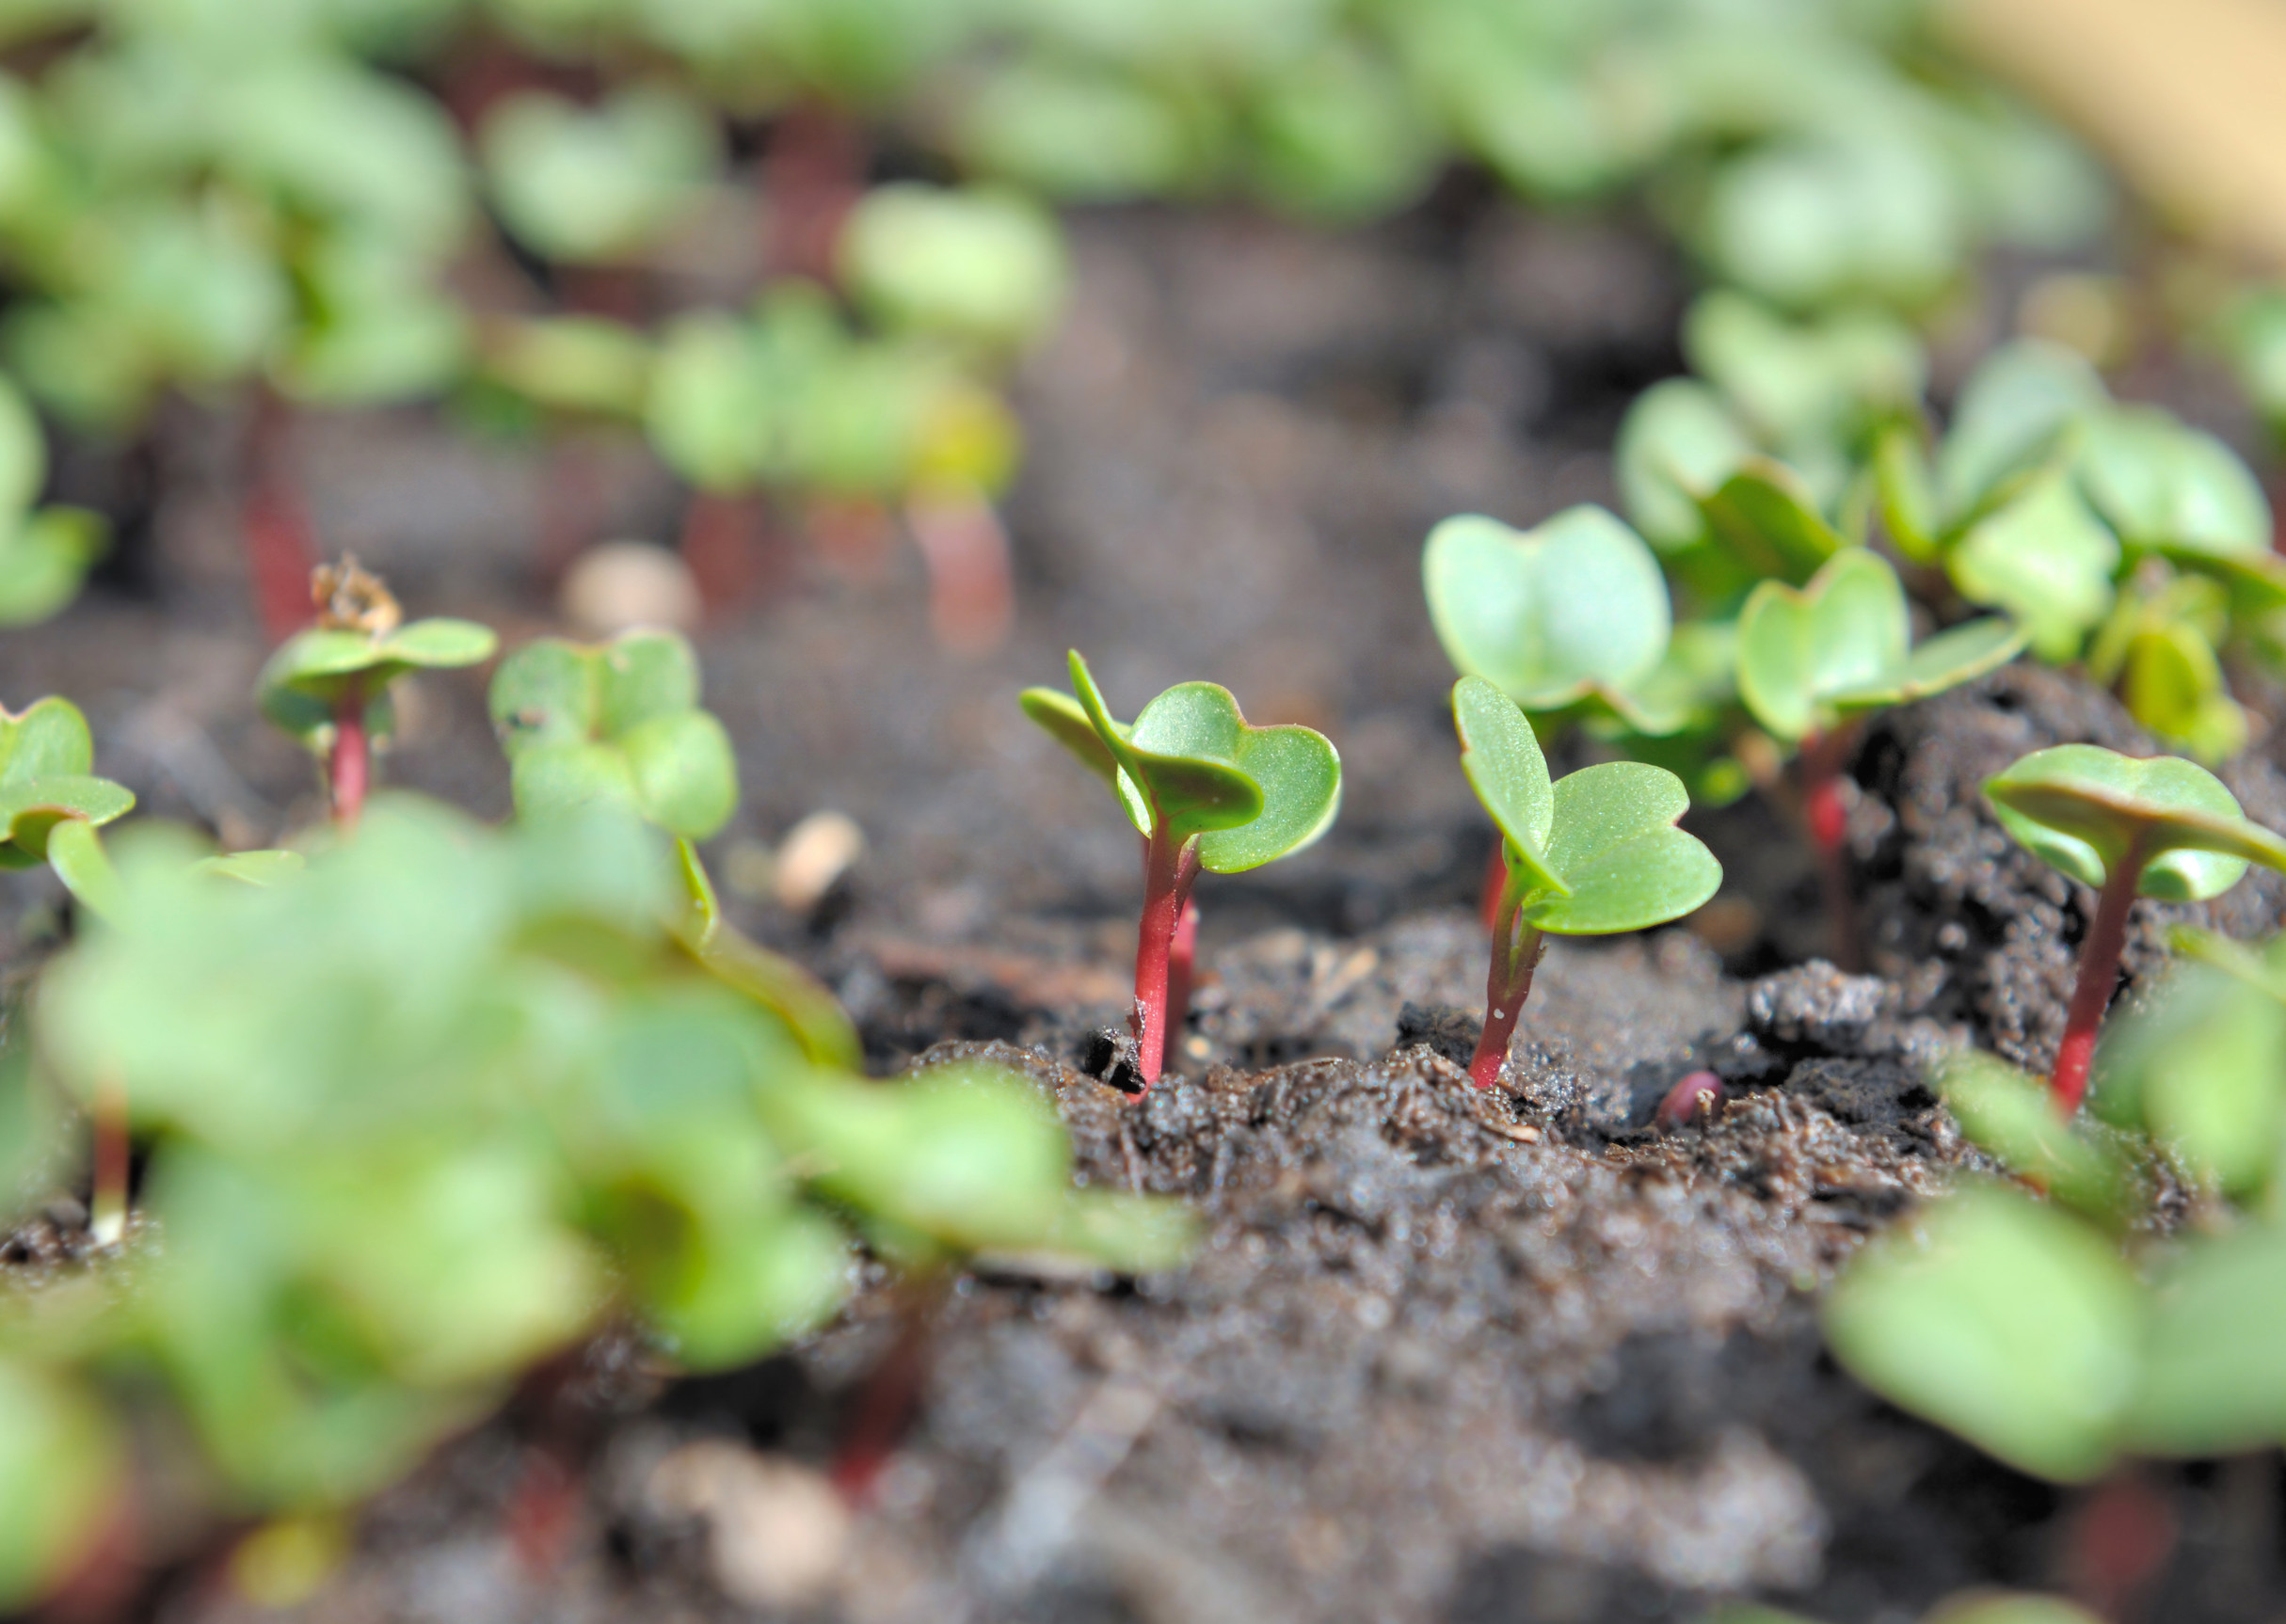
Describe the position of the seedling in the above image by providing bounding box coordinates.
[0,695,134,921]
[1451,676,1721,1090]
[1424,506,1741,915]
[1827,956,2286,1483]
[1022,651,1340,1091]
[1737,548,2023,965]
[488,627,857,1070]
[1984,744,2286,1111]
[259,559,497,827]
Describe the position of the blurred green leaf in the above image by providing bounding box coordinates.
[1423,507,1672,709]
[1824,1182,2141,1482]
[491,629,738,842]
[481,84,718,263]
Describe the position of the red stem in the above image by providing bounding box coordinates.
[1467,868,1544,1090]
[1162,897,1199,1080]
[1130,830,1202,1094]
[1801,728,1862,972]
[829,1279,944,1506]
[2052,833,2150,1114]
[1479,842,1507,933]
[245,399,316,645]
[905,483,1015,657]
[330,687,369,830]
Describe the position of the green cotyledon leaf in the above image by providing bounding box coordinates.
[260,618,498,745]
[1524,762,1722,933]
[1737,549,2023,743]
[1065,652,1258,845]
[1423,506,1672,709]
[1025,652,1340,873]
[1453,674,1557,892]
[1985,744,2286,902]
[1453,677,1720,934]
[490,630,737,842]
[0,695,95,785]
[1696,458,1846,584]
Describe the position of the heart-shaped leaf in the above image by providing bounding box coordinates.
[1737,549,2023,742]
[1946,471,2119,662]
[1453,676,1721,935]
[1022,652,1340,874]
[1422,507,1672,710]
[1615,379,1754,551]
[490,630,739,842]
[1985,744,2286,902]
[260,618,498,744]
[1823,1182,2142,1483]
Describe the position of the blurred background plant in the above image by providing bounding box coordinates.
[0,0,2116,649]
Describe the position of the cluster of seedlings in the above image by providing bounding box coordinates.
[0,562,1186,1608]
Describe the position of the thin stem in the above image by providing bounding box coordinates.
[905,480,1015,656]
[1130,828,1201,1094]
[1467,862,1544,1090]
[1800,726,1862,972]
[829,1273,947,1507]
[330,685,370,830]
[245,394,316,645]
[90,1071,127,1248]
[1162,896,1199,1080]
[2053,831,2150,1114]
[1478,841,1507,934]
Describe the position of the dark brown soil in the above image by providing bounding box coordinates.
[9,199,2286,1624]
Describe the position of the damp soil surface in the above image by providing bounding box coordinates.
[11,198,2286,1623]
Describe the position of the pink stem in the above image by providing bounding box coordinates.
[331,687,370,829]
[1479,842,1507,934]
[1801,728,1862,972]
[1130,830,1202,1094]
[1467,868,1543,1090]
[1162,897,1199,1080]
[905,484,1015,656]
[2052,833,2150,1114]
[245,400,316,645]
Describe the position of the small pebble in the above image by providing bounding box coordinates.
[42,1196,87,1230]
[774,811,865,913]
[561,541,701,635]
[648,1441,849,1611]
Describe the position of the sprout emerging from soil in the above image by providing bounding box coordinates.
[1022,651,1340,1093]
[1985,744,2286,1111]
[1737,548,2023,967]
[1451,676,1721,1090]
[260,559,498,828]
